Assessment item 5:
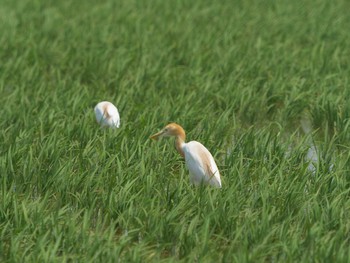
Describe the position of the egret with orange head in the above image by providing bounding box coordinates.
[150,123,222,188]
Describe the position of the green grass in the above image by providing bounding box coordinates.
[1,0,350,261]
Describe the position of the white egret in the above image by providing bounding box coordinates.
[150,123,222,188]
[94,101,120,128]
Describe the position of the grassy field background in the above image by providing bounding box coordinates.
[1,0,350,261]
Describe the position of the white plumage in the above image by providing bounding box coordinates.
[182,141,221,187]
[94,101,120,128]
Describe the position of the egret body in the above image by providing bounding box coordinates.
[150,123,222,188]
[94,101,120,128]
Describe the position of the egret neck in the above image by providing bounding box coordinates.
[174,127,186,158]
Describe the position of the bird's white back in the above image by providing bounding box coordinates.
[94,101,120,128]
[182,141,221,188]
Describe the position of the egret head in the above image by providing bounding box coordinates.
[150,123,186,140]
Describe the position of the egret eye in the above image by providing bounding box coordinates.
[164,128,168,132]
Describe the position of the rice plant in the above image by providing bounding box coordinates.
[1,0,350,261]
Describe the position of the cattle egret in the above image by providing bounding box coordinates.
[94,101,120,128]
[150,123,222,188]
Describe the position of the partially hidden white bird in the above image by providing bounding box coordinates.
[150,123,222,188]
[94,101,120,128]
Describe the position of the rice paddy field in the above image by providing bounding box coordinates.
[1,0,350,262]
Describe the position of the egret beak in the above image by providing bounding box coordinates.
[150,130,165,140]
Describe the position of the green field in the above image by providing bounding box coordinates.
[1,0,350,261]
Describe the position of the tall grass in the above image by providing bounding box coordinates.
[1,0,350,261]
